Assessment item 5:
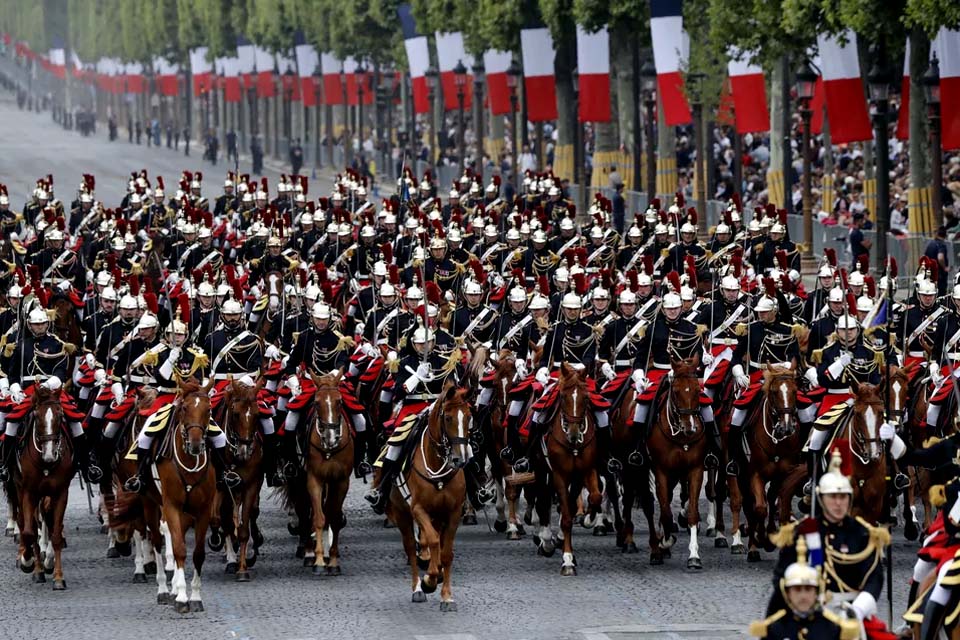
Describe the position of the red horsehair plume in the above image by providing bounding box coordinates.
[765,203,777,218]
[511,267,525,286]
[723,210,732,226]
[846,292,858,313]
[824,247,837,267]
[674,192,684,209]
[779,209,787,225]
[865,276,876,298]
[537,275,550,295]
[143,292,159,315]
[651,198,662,210]
[886,256,898,279]
[665,271,682,293]
[471,259,486,284]
[192,269,203,287]
[176,293,191,320]
[684,256,698,290]
[299,270,308,289]
[573,272,588,296]
[780,273,792,293]
[387,264,399,286]
[775,250,788,272]
[128,275,141,297]
[106,254,117,271]
[642,255,654,277]
[762,277,777,299]
[143,276,154,295]
[232,279,244,302]
[425,281,441,305]
[838,268,849,290]
[601,268,613,291]
[856,254,869,274]
[15,268,25,287]
[381,242,393,264]
[626,269,638,292]
[686,208,698,226]
[112,268,123,288]
[730,193,742,212]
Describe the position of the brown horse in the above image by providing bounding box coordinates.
[883,366,922,540]
[154,378,216,613]
[49,292,83,353]
[647,356,707,568]
[303,371,353,576]
[13,385,73,589]
[532,363,602,576]
[387,383,470,610]
[845,381,888,525]
[740,367,804,561]
[211,378,265,581]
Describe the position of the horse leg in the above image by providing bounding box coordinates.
[40,515,54,574]
[324,479,349,576]
[306,473,327,574]
[765,481,780,540]
[132,528,147,583]
[713,469,730,548]
[654,470,676,560]
[506,481,523,540]
[493,479,508,533]
[50,489,68,589]
[621,476,638,553]
[145,505,170,603]
[747,473,767,562]
[585,470,603,536]
[439,505,460,611]
[685,468,703,570]
[534,470,555,557]
[395,506,425,602]
[189,512,208,613]
[161,519,175,574]
[234,486,256,582]
[411,503,442,593]
[729,475,745,554]
[555,472,577,576]
[161,507,189,612]
[19,491,42,581]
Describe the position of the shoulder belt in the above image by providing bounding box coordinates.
[710,304,747,341]
[177,242,201,269]
[195,249,222,271]
[462,308,494,337]
[210,330,253,372]
[907,307,947,346]
[375,307,400,336]
[480,243,502,263]
[613,317,648,357]
[499,314,533,344]
[42,248,75,278]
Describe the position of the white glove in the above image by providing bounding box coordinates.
[600,362,616,381]
[10,383,24,404]
[850,592,877,622]
[804,367,820,387]
[94,368,107,385]
[515,359,528,379]
[111,382,125,404]
[238,374,255,387]
[85,269,94,282]
[0,378,8,400]
[930,362,945,384]
[387,350,398,362]
[42,376,62,391]
[631,369,649,391]
[732,364,750,388]
[168,346,182,362]
[286,375,301,395]
[416,362,432,380]
[879,422,896,442]
[362,343,379,359]
[84,353,96,369]
[328,268,339,280]
[535,367,550,386]
[355,322,365,337]
[667,369,675,382]
[702,352,714,367]
[57,280,71,292]
[264,345,281,360]
[838,352,852,367]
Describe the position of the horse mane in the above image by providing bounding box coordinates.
[467,344,489,382]
[762,367,796,392]
[671,358,699,378]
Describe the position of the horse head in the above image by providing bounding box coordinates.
[494,349,518,407]
[310,370,344,451]
[178,378,213,457]
[883,366,909,433]
[557,362,588,447]
[32,385,63,465]
[669,356,702,438]
[849,381,885,464]
[226,377,264,462]
[762,365,798,441]
[435,382,472,468]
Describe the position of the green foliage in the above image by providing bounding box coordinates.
[904,0,960,36]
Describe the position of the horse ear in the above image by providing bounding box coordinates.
[307,369,319,388]
[442,379,456,400]
[850,379,860,396]
[200,376,215,395]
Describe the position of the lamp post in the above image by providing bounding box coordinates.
[572,67,587,217]
[284,66,295,144]
[340,67,350,166]
[454,59,467,172]
[924,54,943,227]
[472,60,485,176]
[640,59,657,202]
[357,61,367,152]
[506,59,521,197]
[424,64,439,165]
[687,71,706,219]
[867,53,893,267]
[272,64,280,159]
[795,59,817,258]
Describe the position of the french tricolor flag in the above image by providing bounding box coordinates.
[125,62,145,94]
[576,25,610,123]
[254,46,276,98]
[650,0,691,126]
[399,4,430,115]
[797,517,823,567]
[484,50,513,116]
[48,47,66,80]
[295,37,319,107]
[190,47,214,95]
[321,52,343,106]
[435,32,473,111]
[935,28,960,151]
[816,31,872,144]
[520,27,558,122]
[236,36,255,90]
[217,55,241,103]
[727,52,769,134]
[896,41,911,140]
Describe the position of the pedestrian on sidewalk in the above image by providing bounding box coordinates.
[290,138,303,176]
[166,123,173,148]
[135,121,142,145]
[183,127,190,156]
[226,129,238,165]
[251,136,264,175]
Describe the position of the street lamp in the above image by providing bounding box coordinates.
[472,60,485,177]
[687,71,706,219]
[424,64,439,164]
[640,58,657,201]
[924,54,943,226]
[572,67,587,216]
[795,58,817,258]
[454,59,468,172]
[506,59,521,197]
[867,53,893,266]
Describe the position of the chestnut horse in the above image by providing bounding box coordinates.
[647,356,707,569]
[304,371,353,576]
[387,383,470,611]
[211,378,265,581]
[739,367,804,561]
[884,366,922,540]
[14,385,73,589]
[532,363,602,576]
[845,381,888,525]
[609,384,658,555]
[154,379,216,613]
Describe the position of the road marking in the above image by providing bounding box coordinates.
[414,635,479,640]
[578,625,747,639]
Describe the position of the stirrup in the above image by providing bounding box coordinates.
[0,465,9,482]
[363,488,381,505]
[476,485,496,505]
[802,480,812,496]
[222,471,241,489]
[607,458,623,474]
[123,475,143,494]
[512,457,530,474]
[86,463,103,483]
[627,451,645,467]
[704,453,719,470]
[499,446,515,463]
[725,460,739,477]
[281,460,298,479]
[894,473,911,492]
[355,460,373,477]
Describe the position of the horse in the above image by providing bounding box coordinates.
[884,366,922,540]
[153,378,217,613]
[293,371,353,575]
[647,356,707,569]
[531,363,602,576]
[48,291,83,353]
[386,383,470,610]
[845,381,888,525]
[210,378,265,581]
[738,367,804,561]
[13,384,74,589]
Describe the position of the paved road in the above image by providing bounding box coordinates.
[0,90,920,640]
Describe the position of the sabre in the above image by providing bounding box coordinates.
[883,255,894,628]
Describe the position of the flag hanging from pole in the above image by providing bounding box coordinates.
[520,27,558,122]
[576,25,610,123]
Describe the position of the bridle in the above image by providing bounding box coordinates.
[31,398,64,465]
[311,383,347,457]
[761,375,798,444]
[664,370,703,440]
[175,392,210,473]
[416,398,470,487]
[849,398,886,465]
[553,378,592,454]
[222,390,259,456]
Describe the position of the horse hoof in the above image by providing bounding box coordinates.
[144,561,157,575]
[412,590,427,603]
[462,514,478,526]
[383,518,395,529]
[494,519,508,533]
[731,544,746,555]
[905,521,920,542]
[523,512,533,527]
[440,601,457,612]
[53,579,66,590]
[676,514,688,529]
[106,547,120,559]
[4,526,13,537]
[507,531,521,541]
[33,572,46,583]
[44,564,54,575]
[207,531,224,552]
[763,539,777,553]
[302,555,315,567]
[312,564,325,576]
[662,547,672,559]
[246,553,258,568]
[133,573,147,584]
[157,592,174,605]
[650,553,663,566]
[538,541,556,558]
[326,565,341,576]
[592,526,606,537]
[747,550,762,563]
[670,520,680,533]
[625,542,639,554]
[560,564,577,577]
[687,557,703,570]
[190,601,204,613]
[287,522,299,536]
[706,527,716,537]
[516,525,525,536]
[295,545,306,559]
[175,600,191,614]
[573,514,584,526]
[225,562,238,575]
[417,556,430,571]
[236,571,251,582]
[421,576,438,594]
[116,540,132,557]
[715,538,729,549]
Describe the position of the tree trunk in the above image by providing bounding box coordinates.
[909,31,931,189]
[656,99,676,199]
[553,35,577,190]
[768,61,785,207]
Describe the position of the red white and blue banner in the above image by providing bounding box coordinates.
[295,43,319,107]
[816,31,872,144]
[727,50,769,134]
[321,52,343,106]
[435,31,473,111]
[190,47,214,95]
[935,28,960,151]
[520,27,558,122]
[576,25,610,123]
[483,49,514,116]
[650,0,691,126]
[399,3,431,115]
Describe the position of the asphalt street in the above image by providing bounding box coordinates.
[0,92,920,640]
